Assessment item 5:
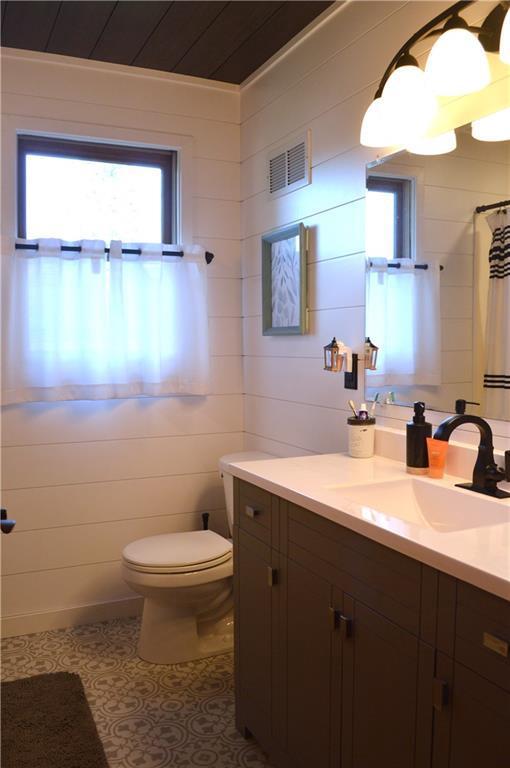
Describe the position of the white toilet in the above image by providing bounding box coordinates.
[122,451,272,664]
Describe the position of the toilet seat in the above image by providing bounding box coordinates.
[122,530,232,574]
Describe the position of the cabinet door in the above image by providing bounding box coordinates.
[285,557,335,768]
[433,655,510,768]
[340,594,433,768]
[234,527,275,751]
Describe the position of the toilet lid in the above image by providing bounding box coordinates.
[122,530,232,573]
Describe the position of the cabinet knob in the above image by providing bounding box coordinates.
[267,566,277,587]
[245,506,260,519]
[483,631,508,658]
[329,608,353,638]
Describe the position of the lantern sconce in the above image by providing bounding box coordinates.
[364,337,379,370]
[324,337,342,372]
[323,338,353,373]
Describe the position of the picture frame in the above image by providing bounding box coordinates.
[261,222,308,336]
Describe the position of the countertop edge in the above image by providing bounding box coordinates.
[231,462,510,602]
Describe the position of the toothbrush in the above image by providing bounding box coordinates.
[348,399,358,418]
[370,393,379,416]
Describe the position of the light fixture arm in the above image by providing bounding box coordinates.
[372,0,510,99]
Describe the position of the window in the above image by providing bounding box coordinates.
[4,136,210,404]
[366,175,412,261]
[18,135,177,242]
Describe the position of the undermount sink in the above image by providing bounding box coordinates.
[334,478,509,532]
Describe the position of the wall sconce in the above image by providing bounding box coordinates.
[364,337,379,370]
[360,0,510,150]
[324,337,342,372]
[323,338,353,373]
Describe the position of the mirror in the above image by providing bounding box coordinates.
[365,126,510,421]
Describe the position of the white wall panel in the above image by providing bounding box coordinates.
[243,306,364,360]
[2,50,240,123]
[1,50,242,631]
[244,395,348,455]
[2,395,243,446]
[2,432,243,490]
[194,158,240,201]
[208,278,242,318]
[2,472,225,531]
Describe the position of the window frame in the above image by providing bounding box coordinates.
[17,135,177,242]
[366,174,412,261]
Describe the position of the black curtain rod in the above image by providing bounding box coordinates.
[15,242,215,264]
[369,261,443,271]
[475,199,510,214]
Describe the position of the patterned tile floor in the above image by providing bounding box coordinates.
[1,617,271,768]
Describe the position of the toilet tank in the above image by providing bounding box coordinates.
[219,452,273,534]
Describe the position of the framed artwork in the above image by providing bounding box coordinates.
[261,223,308,335]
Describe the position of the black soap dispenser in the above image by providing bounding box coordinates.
[406,401,432,475]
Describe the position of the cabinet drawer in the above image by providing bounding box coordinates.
[455,581,510,691]
[288,503,421,635]
[237,480,273,545]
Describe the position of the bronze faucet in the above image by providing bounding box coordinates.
[433,413,510,499]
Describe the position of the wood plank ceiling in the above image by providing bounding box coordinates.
[0,1,335,84]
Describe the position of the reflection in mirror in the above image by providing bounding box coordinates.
[365,126,510,421]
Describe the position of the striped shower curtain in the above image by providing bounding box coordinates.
[484,210,510,420]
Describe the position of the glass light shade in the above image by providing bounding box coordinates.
[425,28,490,96]
[381,65,438,146]
[406,130,457,155]
[360,97,394,147]
[472,108,510,141]
[500,9,510,64]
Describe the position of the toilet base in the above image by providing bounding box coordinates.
[137,598,233,665]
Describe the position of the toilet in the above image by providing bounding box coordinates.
[122,451,272,664]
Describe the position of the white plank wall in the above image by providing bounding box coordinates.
[0,50,242,635]
[240,0,510,458]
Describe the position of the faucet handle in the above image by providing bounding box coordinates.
[455,399,480,415]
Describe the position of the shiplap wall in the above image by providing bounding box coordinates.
[0,50,242,636]
[240,0,510,457]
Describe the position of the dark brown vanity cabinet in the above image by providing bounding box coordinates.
[432,578,510,768]
[233,480,280,751]
[233,479,510,768]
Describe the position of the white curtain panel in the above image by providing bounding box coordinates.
[483,210,510,420]
[2,239,209,403]
[366,258,441,387]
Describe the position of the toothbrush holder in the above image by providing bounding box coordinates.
[347,417,376,458]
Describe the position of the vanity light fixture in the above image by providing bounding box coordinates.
[472,106,510,141]
[360,0,510,150]
[424,12,490,96]
[406,130,457,155]
[381,53,438,146]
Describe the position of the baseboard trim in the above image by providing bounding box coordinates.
[1,597,143,638]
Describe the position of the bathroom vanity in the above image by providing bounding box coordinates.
[231,454,510,768]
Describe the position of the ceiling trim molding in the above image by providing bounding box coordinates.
[240,0,349,89]
[0,48,241,94]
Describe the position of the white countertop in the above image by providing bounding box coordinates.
[230,453,510,601]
